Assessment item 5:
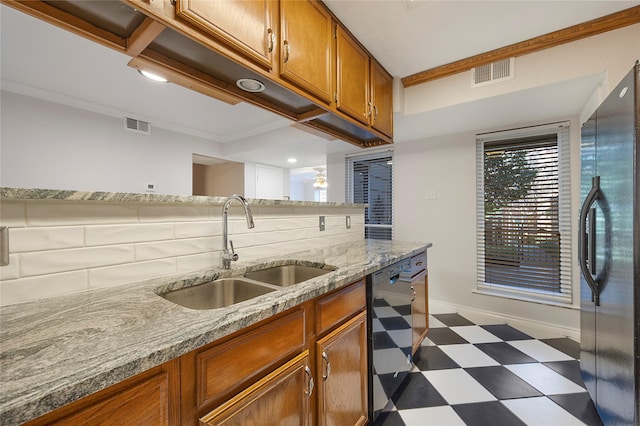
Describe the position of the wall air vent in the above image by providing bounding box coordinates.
[124,117,150,134]
[472,58,514,87]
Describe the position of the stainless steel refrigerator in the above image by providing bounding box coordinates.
[579,61,639,425]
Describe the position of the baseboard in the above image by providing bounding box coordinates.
[429,299,581,342]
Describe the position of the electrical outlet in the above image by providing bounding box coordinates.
[146,183,155,193]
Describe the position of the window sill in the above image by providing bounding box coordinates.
[474,284,577,309]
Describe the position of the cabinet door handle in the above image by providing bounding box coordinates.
[304,365,314,397]
[322,351,331,381]
[283,40,290,63]
[411,285,416,302]
[373,104,379,120]
[267,28,275,53]
[367,101,373,117]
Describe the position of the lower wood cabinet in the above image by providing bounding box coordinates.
[316,311,368,426]
[199,351,313,426]
[24,360,181,426]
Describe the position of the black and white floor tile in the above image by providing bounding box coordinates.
[373,312,602,426]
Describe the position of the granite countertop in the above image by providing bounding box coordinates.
[0,239,431,425]
[0,187,364,208]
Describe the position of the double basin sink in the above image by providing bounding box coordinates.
[161,263,335,310]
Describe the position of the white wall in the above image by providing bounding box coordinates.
[1,92,293,199]
[0,91,226,195]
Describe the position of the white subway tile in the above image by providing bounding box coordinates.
[176,253,217,273]
[139,205,209,222]
[0,254,20,280]
[10,226,84,252]
[88,258,176,289]
[20,246,134,277]
[254,206,294,217]
[227,232,256,249]
[0,202,27,227]
[86,223,174,246]
[256,217,315,232]
[135,238,207,261]
[0,270,88,306]
[174,221,221,239]
[27,202,138,226]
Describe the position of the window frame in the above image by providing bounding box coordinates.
[345,149,394,240]
[475,122,572,306]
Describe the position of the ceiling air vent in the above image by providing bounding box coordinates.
[124,117,150,134]
[472,58,514,87]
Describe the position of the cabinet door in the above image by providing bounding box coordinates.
[411,271,429,354]
[25,361,180,426]
[200,351,313,426]
[336,26,370,125]
[280,0,333,103]
[370,60,393,137]
[316,311,368,426]
[176,0,276,70]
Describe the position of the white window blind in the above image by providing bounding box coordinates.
[346,150,393,240]
[476,122,572,304]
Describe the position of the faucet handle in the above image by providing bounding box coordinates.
[229,240,239,261]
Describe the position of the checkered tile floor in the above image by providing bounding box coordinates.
[373,312,603,426]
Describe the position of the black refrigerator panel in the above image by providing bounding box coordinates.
[580,62,639,425]
[580,109,597,401]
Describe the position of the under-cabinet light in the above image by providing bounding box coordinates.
[138,69,168,83]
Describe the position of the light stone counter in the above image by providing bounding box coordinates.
[0,238,431,425]
[0,187,363,208]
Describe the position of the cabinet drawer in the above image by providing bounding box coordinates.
[196,308,306,407]
[315,279,365,335]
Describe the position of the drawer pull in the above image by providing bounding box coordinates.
[267,28,275,53]
[322,351,331,381]
[304,366,314,397]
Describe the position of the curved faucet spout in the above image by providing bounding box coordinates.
[221,195,254,268]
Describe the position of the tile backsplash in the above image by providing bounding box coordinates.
[0,199,364,306]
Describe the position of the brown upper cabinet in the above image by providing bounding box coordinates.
[279,0,334,104]
[370,59,394,137]
[175,0,277,71]
[336,26,370,125]
[336,27,393,138]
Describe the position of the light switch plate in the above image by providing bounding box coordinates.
[424,189,436,200]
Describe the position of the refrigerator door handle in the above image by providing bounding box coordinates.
[579,176,601,305]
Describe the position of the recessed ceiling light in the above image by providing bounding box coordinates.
[138,69,168,83]
[288,158,297,164]
[236,78,266,93]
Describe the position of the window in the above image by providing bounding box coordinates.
[346,150,393,240]
[476,122,572,304]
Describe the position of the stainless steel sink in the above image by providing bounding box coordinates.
[161,278,275,310]
[244,264,333,287]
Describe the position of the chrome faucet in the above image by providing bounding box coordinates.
[220,194,255,269]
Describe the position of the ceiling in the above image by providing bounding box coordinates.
[1,1,638,178]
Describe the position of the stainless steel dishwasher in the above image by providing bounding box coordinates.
[367,257,413,421]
